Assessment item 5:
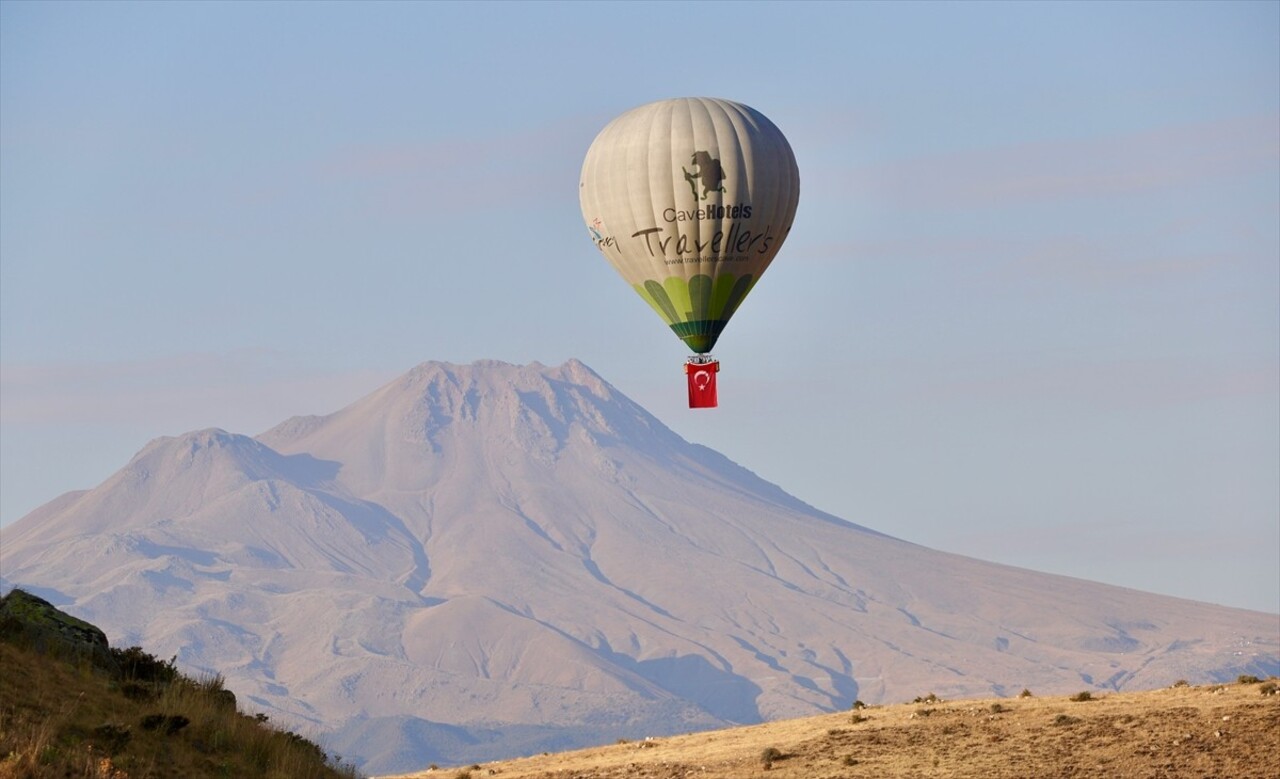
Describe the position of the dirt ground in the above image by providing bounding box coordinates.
[388,680,1279,779]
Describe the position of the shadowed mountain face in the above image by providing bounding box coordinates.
[2,360,1275,774]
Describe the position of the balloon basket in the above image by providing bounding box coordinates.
[685,357,719,409]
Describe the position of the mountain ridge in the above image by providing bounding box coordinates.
[2,359,1275,774]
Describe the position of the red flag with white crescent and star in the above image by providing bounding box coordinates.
[685,359,719,409]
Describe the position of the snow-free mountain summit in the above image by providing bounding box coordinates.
[2,360,1275,774]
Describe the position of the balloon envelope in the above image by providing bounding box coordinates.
[580,97,799,354]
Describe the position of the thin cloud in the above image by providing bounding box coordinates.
[1,351,395,432]
[793,232,1254,295]
[986,239,1257,292]
[905,358,1278,412]
[856,114,1280,208]
[313,116,589,216]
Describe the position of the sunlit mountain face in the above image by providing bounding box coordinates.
[4,360,1275,774]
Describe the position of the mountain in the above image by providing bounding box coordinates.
[2,360,1275,774]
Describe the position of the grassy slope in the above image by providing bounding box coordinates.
[0,639,361,779]
[389,681,1279,779]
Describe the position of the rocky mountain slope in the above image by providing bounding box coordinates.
[2,360,1275,774]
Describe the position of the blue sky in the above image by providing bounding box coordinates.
[2,1,1276,612]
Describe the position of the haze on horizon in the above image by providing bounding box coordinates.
[1,1,1277,613]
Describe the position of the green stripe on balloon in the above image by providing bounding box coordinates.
[670,320,729,354]
[720,274,756,320]
[634,274,758,352]
[663,276,694,323]
[689,275,712,321]
[709,273,740,320]
[637,280,680,325]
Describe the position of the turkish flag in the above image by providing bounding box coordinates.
[686,360,719,408]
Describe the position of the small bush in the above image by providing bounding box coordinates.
[912,692,940,704]
[851,699,867,710]
[141,713,190,735]
[842,755,858,766]
[1018,688,1033,698]
[90,722,131,754]
[1259,681,1277,696]
[1053,714,1080,726]
[761,746,783,766]
[121,681,155,701]
[1069,691,1093,702]
[1237,674,1263,685]
[990,702,1006,714]
[281,729,328,763]
[111,646,178,685]
[1172,679,1190,687]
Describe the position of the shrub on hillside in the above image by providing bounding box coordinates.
[0,598,363,779]
[760,746,783,767]
[111,646,178,685]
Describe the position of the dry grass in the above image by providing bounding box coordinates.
[0,641,360,779]
[388,680,1279,779]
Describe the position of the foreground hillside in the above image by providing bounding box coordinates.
[391,681,1280,779]
[0,589,361,779]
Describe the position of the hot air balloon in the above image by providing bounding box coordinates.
[579,97,799,408]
